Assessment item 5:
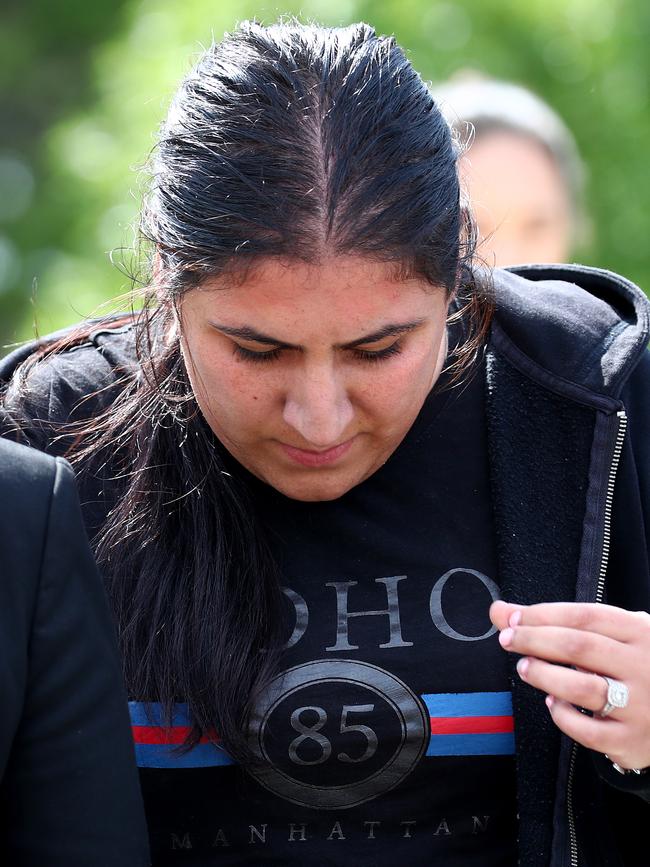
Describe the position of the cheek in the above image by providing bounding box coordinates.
[360,345,438,419]
[182,341,259,420]
[193,355,281,437]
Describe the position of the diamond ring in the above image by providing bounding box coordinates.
[598,676,629,718]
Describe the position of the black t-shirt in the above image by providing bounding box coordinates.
[130,358,518,865]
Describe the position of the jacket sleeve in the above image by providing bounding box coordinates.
[0,332,129,456]
[0,457,150,866]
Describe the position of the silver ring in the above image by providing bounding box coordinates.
[598,676,629,717]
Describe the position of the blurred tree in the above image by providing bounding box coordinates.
[1,0,648,346]
[0,0,132,343]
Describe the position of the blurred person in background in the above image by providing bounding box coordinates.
[1,20,650,867]
[433,73,589,267]
[0,437,149,866]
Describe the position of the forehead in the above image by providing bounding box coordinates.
[184,256,443,337]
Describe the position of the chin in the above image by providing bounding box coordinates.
[268,470,363,502]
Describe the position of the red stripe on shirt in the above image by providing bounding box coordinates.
[429,715,514,735]
[132,726,220,745]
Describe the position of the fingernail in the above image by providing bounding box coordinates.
[499,627,514,648]
[546,695,555,711]
[509,610,522,628]
[517,657,529,678]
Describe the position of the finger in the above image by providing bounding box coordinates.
[517,657,615,715]
[490,600,650,643]
[545,696,625,756]
[489,600,521,630]
[499,625,632,678]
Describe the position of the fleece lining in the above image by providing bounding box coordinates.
[485,345,595,867]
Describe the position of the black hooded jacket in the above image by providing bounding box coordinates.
[485,265,650,866]
[1,263,650,866]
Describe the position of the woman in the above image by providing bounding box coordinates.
[1,21,650,866]
[0,437,150,865]
[431,74,589,266]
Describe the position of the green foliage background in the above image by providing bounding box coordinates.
[1,0,648,346]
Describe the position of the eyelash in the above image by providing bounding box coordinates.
[233,345,284,363]
[352,342,403,363]
[232,341,404,364]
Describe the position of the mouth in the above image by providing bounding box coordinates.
[279,437,355,467]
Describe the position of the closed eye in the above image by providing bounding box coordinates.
[232,344,284,363]
[351,340,403,362]
[233,339,405,364]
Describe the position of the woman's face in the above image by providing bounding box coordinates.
[459,130,573,267]
[178,257,449,501]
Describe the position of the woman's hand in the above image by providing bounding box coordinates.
[490,599,650,771]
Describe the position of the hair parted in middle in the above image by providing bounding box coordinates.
[145,20,475,294]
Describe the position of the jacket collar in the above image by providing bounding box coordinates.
[491,264,650,400]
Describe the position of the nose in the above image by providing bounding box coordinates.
[282,363,354,448]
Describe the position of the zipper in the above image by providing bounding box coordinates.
[595,410,628,606]
[566,409,628,867]
[567,744,579,867]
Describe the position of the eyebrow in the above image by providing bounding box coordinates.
[209,319,427,350]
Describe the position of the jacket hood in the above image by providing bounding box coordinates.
[489,264,650,400]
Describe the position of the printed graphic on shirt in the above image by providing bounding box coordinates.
[130,702,233,769]
[131,688,513,772]
[246,659,428,808]
[130,565,515,803]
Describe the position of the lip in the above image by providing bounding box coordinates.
[280,437,355,467]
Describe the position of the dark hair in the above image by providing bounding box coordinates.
[8,20,491,761]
